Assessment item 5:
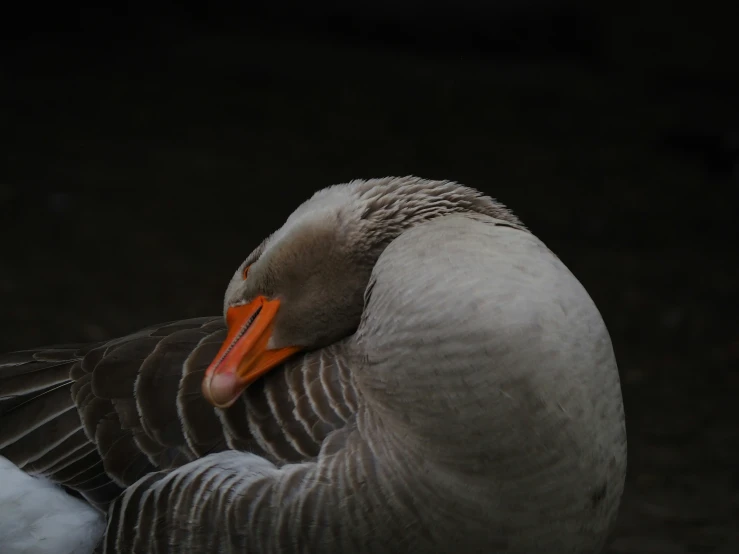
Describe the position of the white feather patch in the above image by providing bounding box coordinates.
[0,456,105,554]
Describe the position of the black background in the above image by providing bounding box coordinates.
[1,2,737,551]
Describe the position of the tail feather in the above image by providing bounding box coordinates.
[0,346,123,510]
[1,408,83,467]
[0,378,77,449]
[0,320,229,511]
[0,363,73,399]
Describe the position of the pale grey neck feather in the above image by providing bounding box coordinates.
[105,213,626,554]
[224,176,524,316]
[280,176,524,250]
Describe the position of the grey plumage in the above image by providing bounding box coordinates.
[0,176,627,553]
[0,321,353,510]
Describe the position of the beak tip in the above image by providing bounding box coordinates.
[202,371,242,408]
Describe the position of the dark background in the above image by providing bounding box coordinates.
[1,2,737,551]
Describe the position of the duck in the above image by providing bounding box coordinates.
[0,176,627,553]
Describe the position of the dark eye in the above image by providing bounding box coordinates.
[242,265,251,280]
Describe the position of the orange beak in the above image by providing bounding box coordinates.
[202,296,301,408]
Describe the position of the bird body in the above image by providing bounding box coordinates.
[0,177,626,553]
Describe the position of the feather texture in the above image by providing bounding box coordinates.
[0,455,105,554]
[0,177,627,553]
[0,319,356,513]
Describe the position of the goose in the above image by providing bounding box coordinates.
[0,176,627,553]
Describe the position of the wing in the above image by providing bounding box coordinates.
[0,317,358,510]
[100,429,386,554]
